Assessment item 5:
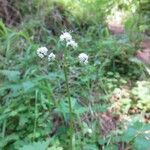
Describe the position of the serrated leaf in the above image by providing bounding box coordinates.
[0,70,20,81]
[19,140,50,150]
[22,81,35,92]
[133,136,150,150]
[122,127,137,142]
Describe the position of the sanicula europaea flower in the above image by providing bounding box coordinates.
[37,47,48,58]
[60,31,72,42]
[48,52,56,61]
[60,31,78,49]
[67,40,78,48]
[37,31,89,149]
[78,53,88,64]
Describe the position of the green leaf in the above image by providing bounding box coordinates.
[83,144,99,150]
[122,127,137,142]
[0,70,20,81]
[0,21,8,37]
[133,136,150,150]
[104,145,118,150]
[48,146,63,150]
[19,140,50,150]
[19,115,29,127]
[22,81,35,92]
[0,134,19,148]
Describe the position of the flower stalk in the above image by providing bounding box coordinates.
[63,47,74,149]
[36,31,89,150]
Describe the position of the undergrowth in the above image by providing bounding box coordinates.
[0,0,150,150]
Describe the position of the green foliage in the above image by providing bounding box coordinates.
[124,0,150,41]
[132,81,150,112]
[19,140,50,150]
[18,139,63,150]
[0,0,150,149]
[122,121,150,150]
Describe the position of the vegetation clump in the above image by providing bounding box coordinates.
[0,0,150,150]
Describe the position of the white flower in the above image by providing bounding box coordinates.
[37,53,44,58]
[37,47,48,58]
[67,40,78,48]
[48,53,56,61]
[60,32,72,42]
[78,53,88,64]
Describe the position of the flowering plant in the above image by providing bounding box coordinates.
[37,31,89,149]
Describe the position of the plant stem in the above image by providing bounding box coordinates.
[63,48,74,149]
[2,119,6,138]
[33,90,38,141]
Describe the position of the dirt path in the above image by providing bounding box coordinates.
[108,21,150,65]
[108,21,124,35]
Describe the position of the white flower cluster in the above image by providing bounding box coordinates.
[37,31,89,65]
[78,53,88,64]
[59,31,88,64]
[60,31,78,49]
[48,52,56,61]
[37,47,55,61]
[60,31,88,64]
[37,47,48,58]
[60,32,72,42]
[66,40,78,48]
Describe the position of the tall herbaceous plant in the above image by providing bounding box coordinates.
[37,31,88,149]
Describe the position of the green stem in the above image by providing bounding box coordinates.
[63,48,74,149]
[33,90,38,140]
[2,119,6,138]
